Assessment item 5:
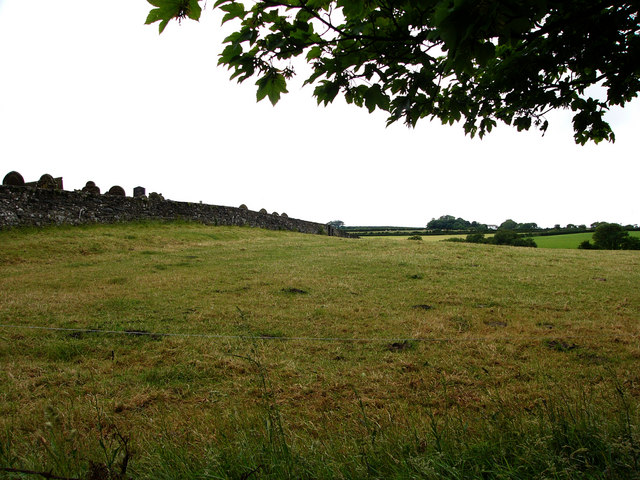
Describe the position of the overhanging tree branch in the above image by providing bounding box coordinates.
[146,0,640,144]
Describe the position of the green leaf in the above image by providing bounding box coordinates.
[475,42,495,67]
[306,46,323,61]
[363,84,389,113]
[220,2,246,24]
[187,0,202,21]
[337,0,371,21]
[513,116,532,132]
[296,9,314,23]
[145,0,201,33]
[256,72,289,105]
[218,43,243,68]
[313,80,340,106]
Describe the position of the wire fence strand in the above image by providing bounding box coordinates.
[0,323,637,344]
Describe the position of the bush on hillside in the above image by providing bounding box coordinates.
[593,223,628,249]
[622,236,640,249]
[510,237,537,247]
[580,223,640,250]
[491,230,516,245]
[578,240,596,250]
[466,233,486,243]
[459,230,536,248]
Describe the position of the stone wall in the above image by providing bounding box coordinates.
[0,185,351,237]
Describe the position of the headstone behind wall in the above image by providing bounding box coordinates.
[82,181,101,195]
[37,174,57,190]
[107,185,126,196]
[133,186,146,197]
[2,171,25,186]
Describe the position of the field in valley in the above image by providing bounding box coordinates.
[1,222,639,479]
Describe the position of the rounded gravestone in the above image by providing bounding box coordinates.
[2,171,25,186]
[82,181,101,195]
[107,185,126,196]
[37,174,56,189]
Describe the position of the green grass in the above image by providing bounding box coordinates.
[0,221,639,478]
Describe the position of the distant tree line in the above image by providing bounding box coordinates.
[426,215,543,232]
[428,215,639,235]
[450,221,640,250]
[426,215,489,231]
[496,219,539,231]
[334,217,639,240]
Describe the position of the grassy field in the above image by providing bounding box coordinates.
[1,222,639,479]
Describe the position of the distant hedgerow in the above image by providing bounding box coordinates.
[455,231,537,247]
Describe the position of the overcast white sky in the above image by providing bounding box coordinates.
[1,0,638,227]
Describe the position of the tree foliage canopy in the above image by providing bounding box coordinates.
[592,223,640,249]
[427,215,487,231]
[146,0,640,144]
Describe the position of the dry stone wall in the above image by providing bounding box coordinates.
[0,177,351,237]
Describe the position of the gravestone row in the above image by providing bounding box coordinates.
[2,171,146,198]
[3,171,295,224]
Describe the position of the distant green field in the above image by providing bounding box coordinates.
[533,231,640,249]
[531,232,595,249]
[369,231,640,249]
